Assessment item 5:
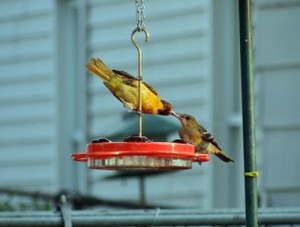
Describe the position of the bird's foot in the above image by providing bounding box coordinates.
[135,110,143,116]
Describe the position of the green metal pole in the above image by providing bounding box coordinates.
[238,1,259,227]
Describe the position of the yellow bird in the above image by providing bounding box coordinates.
[86,58,177,116]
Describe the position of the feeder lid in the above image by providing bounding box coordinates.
[71,137,209,170]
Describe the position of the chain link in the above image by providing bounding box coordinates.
[135,0,146,31]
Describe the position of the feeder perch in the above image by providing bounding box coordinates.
[71,137,209,170]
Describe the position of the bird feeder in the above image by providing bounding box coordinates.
[71,0,209,170]
[71,137,209,170]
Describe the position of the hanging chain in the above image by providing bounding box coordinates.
[135,0,146,31]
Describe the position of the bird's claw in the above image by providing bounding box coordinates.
[136,110,143,116]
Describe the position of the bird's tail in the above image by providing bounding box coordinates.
[86,58,115,82]
[215,151,235,163]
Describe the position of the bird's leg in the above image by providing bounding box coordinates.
[135,110,143,116]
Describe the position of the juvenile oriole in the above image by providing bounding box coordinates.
[176,114,235,162]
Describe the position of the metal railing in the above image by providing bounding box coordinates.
[1,208,300,226]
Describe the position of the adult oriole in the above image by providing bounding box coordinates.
[86,58,177,116]
[177,114,234,162]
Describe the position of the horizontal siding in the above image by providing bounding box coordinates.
[253,0,300,207]
[254,2,300,69]
[0,0,57,192]
[0,58,54,83]
[0,79,53,105]
[260,68,300,128]
[0,0,53,21]
[90,161,211,206]
[1,143,54,162]
[0,37,53,63]
[0,10,53,43]
[263,129,300,188]
[145,168,210,208]
[90,166,210,208]
[0,101,54,126]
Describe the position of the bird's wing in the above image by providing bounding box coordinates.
[113,70,137,80]
[198,126,222,150]
[113,69,160,96]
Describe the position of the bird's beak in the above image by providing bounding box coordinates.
[170,110,179,118]
[171,111,182,119]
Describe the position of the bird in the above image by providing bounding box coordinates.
[86,58,177,116]
[176,113,234,163]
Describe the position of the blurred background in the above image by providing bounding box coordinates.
[0,0,300,211]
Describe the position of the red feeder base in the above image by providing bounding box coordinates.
[71,139,209,170]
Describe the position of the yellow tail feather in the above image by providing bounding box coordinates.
[86,58,115,82]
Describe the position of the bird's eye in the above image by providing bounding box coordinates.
[185,116,190,120]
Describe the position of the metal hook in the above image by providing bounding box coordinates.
[131,28,149,137]
[131,28,149,79]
